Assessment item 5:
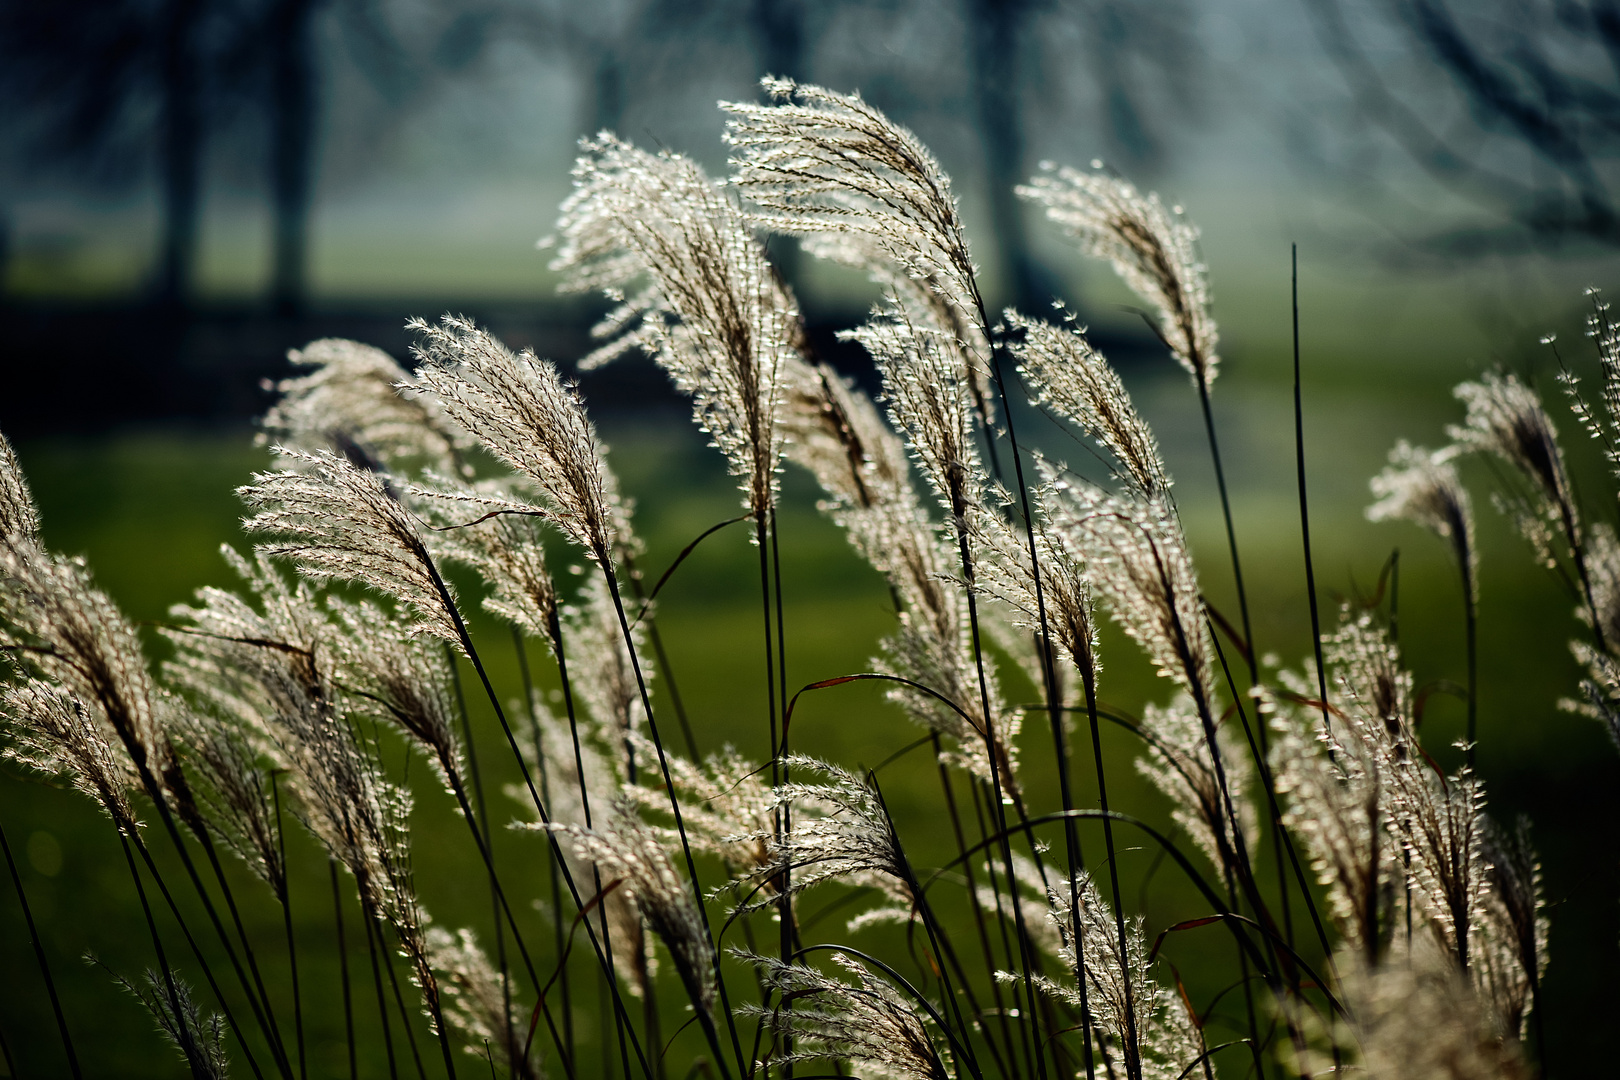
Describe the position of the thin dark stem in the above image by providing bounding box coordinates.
[973,776,1035,1080]
[438,761,575,1080]
[1292,245,1332,742]
[975,280,1103,1080]
[1,817,81,1078]
[1208,622,1335,962]
[622,548,701,761]
[447,644,516,1069]
[416,552,652,1080]
[514,626,575,1066]
[762,506,793,1080]
[1462,557,1478,772]
[330,864,358,1080]
[866,774,982,1080]
[375,920,430,1080]
[118,745,288,1079]
[1078,665,1139,1080]
[599,563,741,1080]
[120,831,207,1080]
[1197,370,1258,693]
[362,903,401,1080]
[198,829,291,1078]
[270,775,306,1080]
[932,732,1020,1076]
[951,514,1047,1080]
[127,830,265,1080]
[550,618,635,1080]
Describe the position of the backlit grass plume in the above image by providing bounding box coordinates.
[0,82,1599,1080]
[241,445,462,644]
[261,337,469,475]
[410,314,617,566]
[1018,162,1218,390]
[551,135,796,520]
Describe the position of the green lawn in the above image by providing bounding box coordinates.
[1,356,1615,1076]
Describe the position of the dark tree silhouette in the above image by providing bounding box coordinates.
[1305,0,1620,253]
[267,0,321,315]
[0,0,225,308]
[965,0,1199,312]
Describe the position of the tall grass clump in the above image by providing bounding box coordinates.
[2,80,1608,1080]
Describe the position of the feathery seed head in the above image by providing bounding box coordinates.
[746,953,948,1080]
[544,806,716,1014]
[745,756,912,917]
[856,311,985,523]
[724,78,984,346]
[262,337,469,474]
[426,927,541,1078]
[1266,687,1394,958]
[1046,483,1213,701]
[1449,372,1576,550]
[1036,871,1203,1079]
[1019,162,1218,389]
[1009,311,1169,499]
[1,676,139,834]
[107,967,232,1080]
[409,315,618,565]
[0,545,183,807]
[0,432,41,547]
[623,736,778,881]
[241,446,461,644]
[1368,441,1477,594]
[1329,947,1529,1080]
[327,597,464,794]
[1473,817,1547,1042]
[413,477,561,648]
[552,135,795,515]
[1136,693,1256,875]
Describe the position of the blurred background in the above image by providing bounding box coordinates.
[2,0,1619,1075]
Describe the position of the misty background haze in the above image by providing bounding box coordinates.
[4,0,1617,378]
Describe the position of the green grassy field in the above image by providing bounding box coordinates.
[1,348,1616,1076]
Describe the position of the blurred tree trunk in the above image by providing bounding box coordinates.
[270,0,319,316]
[750,0,802,79]
[750,0,804,284]
[157,0,204,310]
[592,48,623,135]
[967,0,1042,312]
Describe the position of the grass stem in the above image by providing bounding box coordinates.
[1,817,81,1078]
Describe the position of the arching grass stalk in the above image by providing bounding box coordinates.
[361,899,402,1080]
[119,830,209,1080]
[418,558,655,1080]
[126,827,265,1080]
[444,645,515,1068]
[949,507,1051,1080]
[1292,246,1332,744]
[865,771,985,1080]
[619,546,701,761]
[188,816,294,1079]
[931,730,1023,1077]
[1076,660,1138,1080]
[269,774,306,1080]
[511,626,574,1066]
[1,816,82,1078]
[967,256,1123,1080]
[542,610,633,1080]
[1206,620,1334,964]
[760,504,793,1080]
[329,863,359,1080]
[598,564,743,1080]
[377,916,439,1080]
